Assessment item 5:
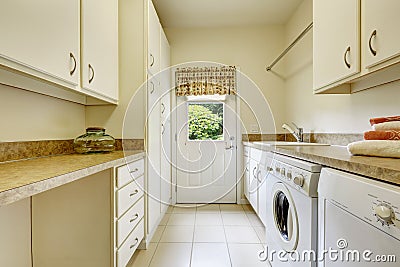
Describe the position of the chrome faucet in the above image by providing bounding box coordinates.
[282,122,303,142]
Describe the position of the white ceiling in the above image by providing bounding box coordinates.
[152,0,303,28]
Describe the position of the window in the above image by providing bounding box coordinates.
[188,103,224,141]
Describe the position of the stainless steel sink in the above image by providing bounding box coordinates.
[253,141,330,146]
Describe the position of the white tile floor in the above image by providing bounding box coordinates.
[128,204,269,267]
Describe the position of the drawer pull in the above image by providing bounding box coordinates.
[130,190,139,197]
[130,168,139,173]
[129,238,139,249]
[130,213,139,223]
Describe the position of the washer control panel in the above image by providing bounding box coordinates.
[272,158,320,197]
[370,195,400,234]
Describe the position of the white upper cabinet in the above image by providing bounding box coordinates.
[0,0,79,88]
[313,0,360,91]
[81,0,119,102]
[362,0,400,69]
[148,0,160,74]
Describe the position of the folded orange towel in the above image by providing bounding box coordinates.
[364,130,400,140]
[370,115,400,126]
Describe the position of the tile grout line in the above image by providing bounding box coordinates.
[189,206,198,267]
[221,207,234,267]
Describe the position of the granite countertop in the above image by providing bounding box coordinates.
[243,142,400,186]
[0,150,145,206]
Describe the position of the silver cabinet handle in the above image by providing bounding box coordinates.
[129,213,139,223]
[344,46,351,69]
[88,64,95,83]
[252,166,257,178]
[69,52,77,76]
[161,103,165,114]
[130,168,139,173]
[369,29,377,56]
[129,189,139,197]
[257,171,262,183]
[150,81,155,94]
[149,53,155,67]
[129,238,139,249]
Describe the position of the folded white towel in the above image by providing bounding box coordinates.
[348,140,400,158]
[373,121,400,131]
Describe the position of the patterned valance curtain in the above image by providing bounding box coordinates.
[175,66,236,96]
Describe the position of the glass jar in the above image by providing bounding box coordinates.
[74,127,115,153]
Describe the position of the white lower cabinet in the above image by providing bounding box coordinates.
[115,158,145,266]
[117,220,144,267]
[244,146,272,227]
[0,198,31,267]
[248,157,259,213]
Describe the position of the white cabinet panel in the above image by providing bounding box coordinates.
[313,0,360,90]
[248,158,259,212]
[117,220,144,267]
[116,159,145,188]
[0,0,79,87]
[81,0,118,101]
[116,176,144,218]
[148,0,160,74]
[116,198,144,248]
[363,0,400,69]
[243,155,250,199]
[0,198,31,267]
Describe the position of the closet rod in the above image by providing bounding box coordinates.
[266,22,313,72]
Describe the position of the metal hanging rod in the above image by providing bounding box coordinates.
[266,22,313,72]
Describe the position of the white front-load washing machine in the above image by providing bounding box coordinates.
[264,154,321,267]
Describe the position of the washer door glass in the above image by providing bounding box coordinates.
[272,182,299,251]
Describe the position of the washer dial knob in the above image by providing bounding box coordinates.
[374,204,394,225]
[293,175,305,187]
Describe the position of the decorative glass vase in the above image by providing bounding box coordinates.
[74,127,115,153]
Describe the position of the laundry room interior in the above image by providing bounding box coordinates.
[0,0,399,266]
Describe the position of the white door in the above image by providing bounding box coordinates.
[175,96,237,203]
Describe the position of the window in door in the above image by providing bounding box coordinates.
[187,103,224,141]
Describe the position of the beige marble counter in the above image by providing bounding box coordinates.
[243,142,400,186]
[0,151,145,206]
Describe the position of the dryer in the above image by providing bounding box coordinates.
[318,168,400,266]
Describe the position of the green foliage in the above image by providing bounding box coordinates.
[188,104,223,140]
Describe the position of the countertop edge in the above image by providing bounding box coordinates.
[0,152,145,207]
[243,142,400,186]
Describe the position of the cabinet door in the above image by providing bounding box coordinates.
[248,158,259,213]
[313,0,360,90]
[243,155,250,199]
[148,0,160,74]
[160,30,171,214]
[0,0,79,87]
[363,0,400,69]
[81,0,118,101]
[147,75,161,235]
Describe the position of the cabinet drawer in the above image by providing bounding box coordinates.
[117,219,144,267]
[116,176,144,218]
[116,159,144,188]
[117,197,144,248]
